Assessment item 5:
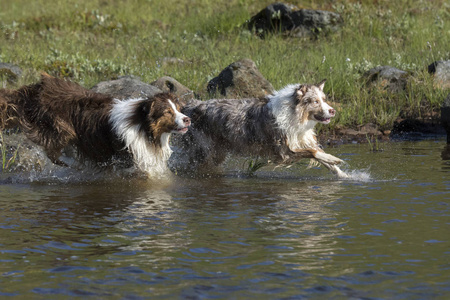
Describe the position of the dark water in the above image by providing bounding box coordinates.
[0,139,449,299]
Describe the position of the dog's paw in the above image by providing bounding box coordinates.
[331,165,349,178]
[314,151,343,165]
[320,162,349,178]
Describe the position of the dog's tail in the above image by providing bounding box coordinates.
[0,74,46,130]
[1,72,80,130]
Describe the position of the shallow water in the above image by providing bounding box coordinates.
[0,139,449,299]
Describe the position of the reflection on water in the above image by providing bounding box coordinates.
[0,138,449,298]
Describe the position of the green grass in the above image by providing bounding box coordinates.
[0,131,19,171]
[366,134,383,152]
[1,0,449,131]
[243,157,268,177]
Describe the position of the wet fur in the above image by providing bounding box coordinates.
[0,88,21,130]
[172,80,347,178]
[0,75,190,176]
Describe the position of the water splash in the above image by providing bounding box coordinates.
[2,133,375,184]
[0,133,165,184]
[340,168,373,182]
[2,157,169,185]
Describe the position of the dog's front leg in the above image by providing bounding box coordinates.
[287,148,316,162]
[313,149,344,165]
[314,149,349,178]
[320,161,349,178]
[290,148,343,165]
[290,148,348,178]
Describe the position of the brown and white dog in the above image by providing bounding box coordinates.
[0,75,191,177]
[171,80,348,178]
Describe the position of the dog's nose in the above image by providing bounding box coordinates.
[329,108,335,116]
[183,116,191,126]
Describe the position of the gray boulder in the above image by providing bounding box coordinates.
[0,63,22,83]
[150,76,194,105]
[207,58,274,99]
[428,60,450,89]
[90,75,162,100]
[441,93,450,143]
[246,2,343,38]
[363,66,409,93]
[289,9,344,38]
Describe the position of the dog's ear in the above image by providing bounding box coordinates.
[141,100,151,114]
[316,79,326,91]
[137,99,155,122]
[296,85,308,98]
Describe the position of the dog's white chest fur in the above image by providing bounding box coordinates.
[110,98,172,177]
[267,84,318,150]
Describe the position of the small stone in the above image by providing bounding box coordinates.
[0,63,22,83]
[363,66,409,93]
[428,60,450,89]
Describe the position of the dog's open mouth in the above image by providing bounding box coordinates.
[314,114,331,124]
[175,127,189,134]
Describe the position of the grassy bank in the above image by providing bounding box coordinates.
[1,0,449,132]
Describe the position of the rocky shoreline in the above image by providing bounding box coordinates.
[322,118,446,147]
[1,56,449,145]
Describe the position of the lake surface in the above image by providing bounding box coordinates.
[0,138,449,299]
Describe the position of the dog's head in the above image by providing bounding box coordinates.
[144,93,191,138]
[294,79,335,125]
[112,93,191,146]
